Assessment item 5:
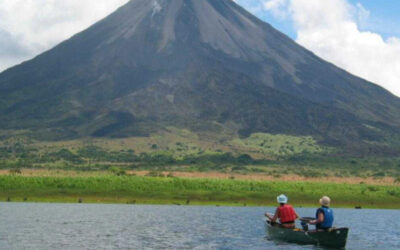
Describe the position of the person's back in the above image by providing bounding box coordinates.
[266,194,299,229]
[316,205,334,229]
[310,196,334,230]
[278,204,297,224]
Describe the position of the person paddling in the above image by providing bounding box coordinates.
[265,194,299,229]
[310,196,334,231]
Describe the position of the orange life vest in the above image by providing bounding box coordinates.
[278,204,297,223]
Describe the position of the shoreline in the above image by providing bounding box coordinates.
[1,174,399,209]
[1,197,398,209]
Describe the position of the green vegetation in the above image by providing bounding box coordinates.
[0,175,399,208]
[1,129,400,193]
[231,133,328,156]
[1,134,400,178]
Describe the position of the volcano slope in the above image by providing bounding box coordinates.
[0,0,400,155]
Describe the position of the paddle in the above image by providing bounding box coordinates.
[299,217,314,231]
[300,217,315,222]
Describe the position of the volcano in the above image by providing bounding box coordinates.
[0,0,400,150]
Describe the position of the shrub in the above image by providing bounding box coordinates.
[301,170,323,178]
[367,186,379,192]
[146,171,165,177]
[237,154,253,164]
[231,166,247,172]
[50,149,83,164]
[387,190,400,197]
[372,172,385,178]
[109,167,126,176]
[9,168,22,175]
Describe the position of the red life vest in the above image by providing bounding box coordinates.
[278,205,297,223]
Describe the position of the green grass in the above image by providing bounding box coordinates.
[1,175,399,208]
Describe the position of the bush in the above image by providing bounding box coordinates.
[140,152,175,165]
[367,186,379,192]
[109,167,127,176]
[237,154,253,164]
[372,172,385,178]
[231,166,247,172]
[300,170,324,178]
[387,190,399,197]
[50,149,83,164]
[146,171,165,177]
[9,168,22,175]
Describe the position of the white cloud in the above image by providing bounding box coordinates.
[263,0,288,19]
[356,2,370,25]
[262,0,400,96]
[0,0,128,72]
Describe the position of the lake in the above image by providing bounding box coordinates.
[0,203,399,249]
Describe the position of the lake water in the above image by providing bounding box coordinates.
[0,203,399,249]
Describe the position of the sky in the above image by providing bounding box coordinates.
[0,0,399,96]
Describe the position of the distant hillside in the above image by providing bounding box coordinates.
[0,0,400,155]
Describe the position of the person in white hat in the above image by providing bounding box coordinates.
[265,194,299,229]
[310,196,334,230]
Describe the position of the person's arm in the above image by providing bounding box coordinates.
[271,208,280,222]
[265,208,279,222]
[310,211,324,225]
[295,211,300,220]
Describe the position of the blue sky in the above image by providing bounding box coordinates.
[236,0,400,40]
[354,0,400,38]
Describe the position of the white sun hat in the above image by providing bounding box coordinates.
[320,196,331,206]
[277,194,288,204]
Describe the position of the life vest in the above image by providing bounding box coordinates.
[278,204,297,223]
[316,206,334,229]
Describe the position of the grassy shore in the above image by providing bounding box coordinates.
[1,175,400,208]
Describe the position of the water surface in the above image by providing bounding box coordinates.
[0,203,399,249]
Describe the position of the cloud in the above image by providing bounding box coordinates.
[0,0,129,72]
[263,0,288,19]
[262,0,400,96]
[0,28,29,57]
[0,28,30,70]
[356,2,370,26]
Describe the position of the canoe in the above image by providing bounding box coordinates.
[266,220,349,249]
